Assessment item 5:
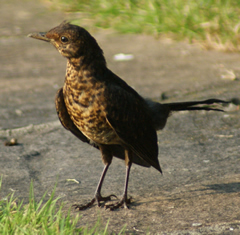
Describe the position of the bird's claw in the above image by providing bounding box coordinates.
[73,194,118,211]
[105,196,132,211]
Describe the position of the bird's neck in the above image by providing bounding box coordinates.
[65,39,107,82]
[68,43,106,68]
[69,55,104,67]
[65,58,107,85]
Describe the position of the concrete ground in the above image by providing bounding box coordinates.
[0,0,240,234]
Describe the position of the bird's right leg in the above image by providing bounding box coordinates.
[105,149,133,210]
[73,146,117,210]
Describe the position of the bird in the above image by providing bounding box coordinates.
[28,21,228,210]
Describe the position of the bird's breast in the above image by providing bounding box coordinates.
[63,77,119,145]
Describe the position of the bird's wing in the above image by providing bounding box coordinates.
[105,85,161,173]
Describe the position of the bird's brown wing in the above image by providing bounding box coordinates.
[105,85,162,173]
[55,88,151,167]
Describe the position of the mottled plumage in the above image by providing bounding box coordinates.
[29,22,227,210]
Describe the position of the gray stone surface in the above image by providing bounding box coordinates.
[0,0,239,234]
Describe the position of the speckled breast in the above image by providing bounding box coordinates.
[63,75,119,145]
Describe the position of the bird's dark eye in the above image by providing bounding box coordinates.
[61,36,68,43]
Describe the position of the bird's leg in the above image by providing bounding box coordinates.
[73,163,117,210]
[73,146,117,210]
[93,163,118,205]
[105,149,133,210]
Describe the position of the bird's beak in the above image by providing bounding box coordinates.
[27,32,51,42]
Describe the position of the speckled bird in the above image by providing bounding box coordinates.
[28,21,227,210]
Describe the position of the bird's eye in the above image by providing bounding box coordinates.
[61,36,68,43]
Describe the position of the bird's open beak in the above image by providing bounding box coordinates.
[27,32,51,42]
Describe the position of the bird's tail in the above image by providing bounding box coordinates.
[163,99,228,112]
[146,98,228,131]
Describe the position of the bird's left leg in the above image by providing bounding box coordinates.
[73,146,117,210]
[105,149,133,210]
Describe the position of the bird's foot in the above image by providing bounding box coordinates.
[73,194,117,210]
[105,196,132,211]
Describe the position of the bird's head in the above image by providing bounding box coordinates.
[28,21,104,62]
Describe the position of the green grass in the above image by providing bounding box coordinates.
[0,179,119,234]
[50,0,240,51]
